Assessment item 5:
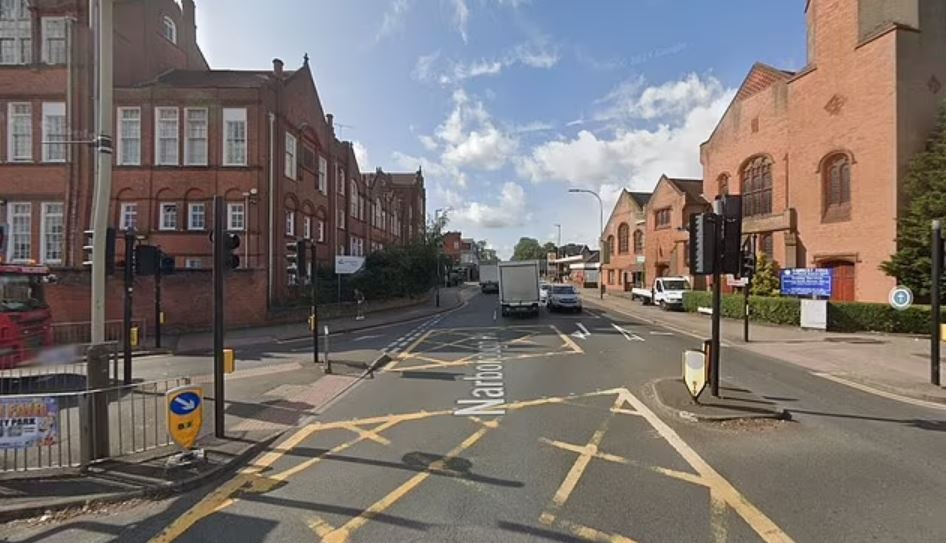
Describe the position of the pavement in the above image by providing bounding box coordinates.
[6,289,946,542]
[581,288,946,405]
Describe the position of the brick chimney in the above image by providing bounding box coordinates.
[326,113,334,129]
[181,0,197,63]
[273,58,284,78]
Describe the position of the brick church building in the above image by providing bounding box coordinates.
[700,0,946,302]
[0,0,425,332]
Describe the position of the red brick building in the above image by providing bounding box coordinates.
[643,176,708,288]
[442,231,462,264]
[0,0,425,330]
[700,0,946,302]
[601,190,649,293]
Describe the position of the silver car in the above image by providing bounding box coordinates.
[548,285,582,313]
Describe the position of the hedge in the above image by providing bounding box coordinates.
[681,291,944,334]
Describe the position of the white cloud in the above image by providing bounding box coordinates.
[419,135,439,151]
[413,41,560,85]
[596,73,725,121]
[451,0,470,42]
[352,141,370,172]
[518,74,735,190]
[375,0,412,42]
[433,89,518,171]
[453,182,531,229]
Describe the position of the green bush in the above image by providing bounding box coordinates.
[682,291,799,325]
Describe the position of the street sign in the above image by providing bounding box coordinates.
[335,256,365,275]
[682,350,708,399]
[166,385,203,450]
[780,268,832,298]
[888,285,913,310]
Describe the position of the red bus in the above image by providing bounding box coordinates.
[0,264,54,369]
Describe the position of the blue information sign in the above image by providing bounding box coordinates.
[780,268,832,298]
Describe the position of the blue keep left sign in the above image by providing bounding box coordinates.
[170,391,201,415]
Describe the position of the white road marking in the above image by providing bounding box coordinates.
[649,331,674,336]
[813,372,946,412]
[353,334,382,342]
[612,323,645,342]
[570,323,591,340]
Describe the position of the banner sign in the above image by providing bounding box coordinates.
[780,268,832,298]
[0,397,58,449]
[335,256,365,275]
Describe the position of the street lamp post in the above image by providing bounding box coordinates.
[434,208,446,307]
[568,189,604,300]
[554,223,562,282]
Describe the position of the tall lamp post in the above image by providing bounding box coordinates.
[554,223,562,282]
[434,208,446,307]
[568,189,604,299]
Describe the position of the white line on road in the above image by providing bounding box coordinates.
[612,323,645,342]
[571,323,591,340]
[649,331,674,336]
[813,372,946,412]
[353,334,382,342]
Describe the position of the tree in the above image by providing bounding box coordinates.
[881,101,946,300]
[751,252,780,297]
[512,237,546,261]
[542,242,558,257]
[476,240,498,264]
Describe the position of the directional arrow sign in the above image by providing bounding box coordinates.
[571,323,591,340]
[612,323,645,342]
[166,385,203,450]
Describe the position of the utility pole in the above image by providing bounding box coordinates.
[567,189,604,299]
[154,253,162,349]
[122,231,134,384]
[932,220,942,386]
[212,197,226,438]
[90,0,113,345]
[311,243,319,365]
[709,213,723,398]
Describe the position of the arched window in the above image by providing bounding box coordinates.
[717,173,730,196]
[607,235,615,257]
[633,230,643,254]
[823,153,851,221]
[162,16,177,44]
[617,223,630,254]
[741,156,773,217]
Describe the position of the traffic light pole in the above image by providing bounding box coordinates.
[743,234,756,343]
[932,220,941,386]
[710,214,722,398]
[154,257,162,349]
[311,244,319,366]
[212,196,226,438]
[122,231,134,385]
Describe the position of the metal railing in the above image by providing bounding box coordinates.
[1,377,189,472]
[0,342,122,395]
[51,319,147,347]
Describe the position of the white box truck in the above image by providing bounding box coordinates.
[479,264,499,293]
[499,261,540,317]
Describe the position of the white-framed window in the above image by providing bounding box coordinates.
[374,198,382,227]
[155,107,179,165]
[338,168,345,194]
[222,108,246,166]
[117,107,141,165]
[285,132,297,179]
[226,202,245,231]
[350,236,364,257]
[120,202,138,231]
[185,258,202,269]
[285,210,295,237]
[188,202,206,230]
[358,196,366,222]
[317,219,325,243]
[8,102,31,161]
[162,15,176,44]
[303,216,312,239]
[184,108,208,166]
[7,202,31,262]
[41,17,66,65]
[40,202,63,264]
[0,0,31,65]
[159,202,178,230]
[350,182,358,218]
[337,207,345,230]
[42,102,66,163]
[318,156,327,193]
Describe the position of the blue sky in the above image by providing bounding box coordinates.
[195,0,807,259]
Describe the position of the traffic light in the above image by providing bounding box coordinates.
[719,195,743,275]
[159,252,176,275]
[742,251,757,278]
[689,213,716,276]
[224,234,240,270]
[83,227,117,275]
[296,241,308,280]
[135,245,160,276]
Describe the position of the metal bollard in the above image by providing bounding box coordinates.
[323,325,332,374]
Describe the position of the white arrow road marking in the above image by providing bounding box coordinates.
[571,323,591,340]
[353,334,382,342]
[612,323,645,342]
[174,397,196,411]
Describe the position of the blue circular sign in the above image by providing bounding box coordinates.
[170,391,201,415]
[888,286,913,311]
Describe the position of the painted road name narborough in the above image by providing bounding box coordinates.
[454,333,505,416]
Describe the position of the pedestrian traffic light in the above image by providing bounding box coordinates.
[689,213,716,275]
[719,195,742,275]
[742,251,757,278]
[285,240,300,284]
[224,234,240,270]
[83,227,117,276]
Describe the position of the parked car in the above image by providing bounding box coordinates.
[548,284,582,313]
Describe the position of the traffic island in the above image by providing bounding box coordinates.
[650,378,791,423]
